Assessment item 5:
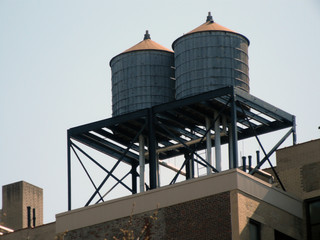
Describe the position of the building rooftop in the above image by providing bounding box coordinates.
[56,168,302,234]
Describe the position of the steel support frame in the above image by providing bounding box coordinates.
[238,102,295,191]
[67,86,296,210]
[70,141,133,193]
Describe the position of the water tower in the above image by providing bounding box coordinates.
[173,12,250,99]
[66,13,296,211]
[110,31,175,116]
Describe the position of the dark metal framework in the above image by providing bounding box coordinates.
[67,86,296,210]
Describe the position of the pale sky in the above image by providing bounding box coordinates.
[1,0,320,223]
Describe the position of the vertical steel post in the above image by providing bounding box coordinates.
[230,90,239,168]
[156,152,160,187]
[228,124,234,169]
[185,153,194,180]
[139,135,145,192]
[214,111,221,172]
[67,131,72,211]
[148,109,157,189]
[131,164,137,194]
[205,117,212,175]
[292,115,297,145]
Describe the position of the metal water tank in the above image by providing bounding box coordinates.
[110,31,175,116]
[173,12,250,99]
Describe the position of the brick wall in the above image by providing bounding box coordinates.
[2,181,43,230]
[235,190,303,240]
[276,139,320,200]
[63,191,231,240]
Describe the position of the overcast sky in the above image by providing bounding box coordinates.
[1,0,320,223]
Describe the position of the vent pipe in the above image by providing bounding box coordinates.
[248,155,252,172]
[206,12,214,22]
[242,156,246,172]
[33,208,36,227]
[144,30,151,40]
[27,206,31,228]
[256,150,260,166]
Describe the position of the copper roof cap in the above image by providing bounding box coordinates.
[187,12,236,34]
[122,30,173,53]
[172,12,250,49]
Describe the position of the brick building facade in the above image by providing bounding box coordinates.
[1,139,320,239]
[1,181,43,230]
[55,169,302,240]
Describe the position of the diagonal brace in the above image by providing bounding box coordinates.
[157,121,218,173]
[71,141,132,193]
[85,122,147,206]
[239,102,288,191]
[70,144,104,203]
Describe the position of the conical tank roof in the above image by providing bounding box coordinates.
[110,31,173,66]
[122,30,173,53]
[187,12,236,34]
[173,12,250,48]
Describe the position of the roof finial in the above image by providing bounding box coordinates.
[144,30,151,40]
[206,12,214,23]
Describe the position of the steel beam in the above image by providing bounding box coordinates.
[235,88,293,122]
[70,144,104,203]
[72,134,138,165]
[95,171,131,204]
[67,132,71,211]
[157,121,218,173]
[249,128,293,175]
[71,141,132,193]
[148,109,158,189]
[292,115,297,145]
[131,164,138,194]
[68,109,148,136]
[230,90,239,168]
[85,123,146,206]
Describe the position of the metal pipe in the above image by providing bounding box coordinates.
[248,155,252,172]
[139,135,145,192]
[33,208,36,227]
[159,160,186,176]
[214,111,221,172]
[242,156,246,172]
[147,133,225,155]
[205,117,212,175]
[222,115,227,133]
[157,122,219,173]
[256,150,260,166]
[27,206,31,228]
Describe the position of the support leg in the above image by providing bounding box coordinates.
[139,135,145,193]
[214,111,221,172]
[205,117,212,175]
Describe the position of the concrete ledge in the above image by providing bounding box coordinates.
[56,169,302,233]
